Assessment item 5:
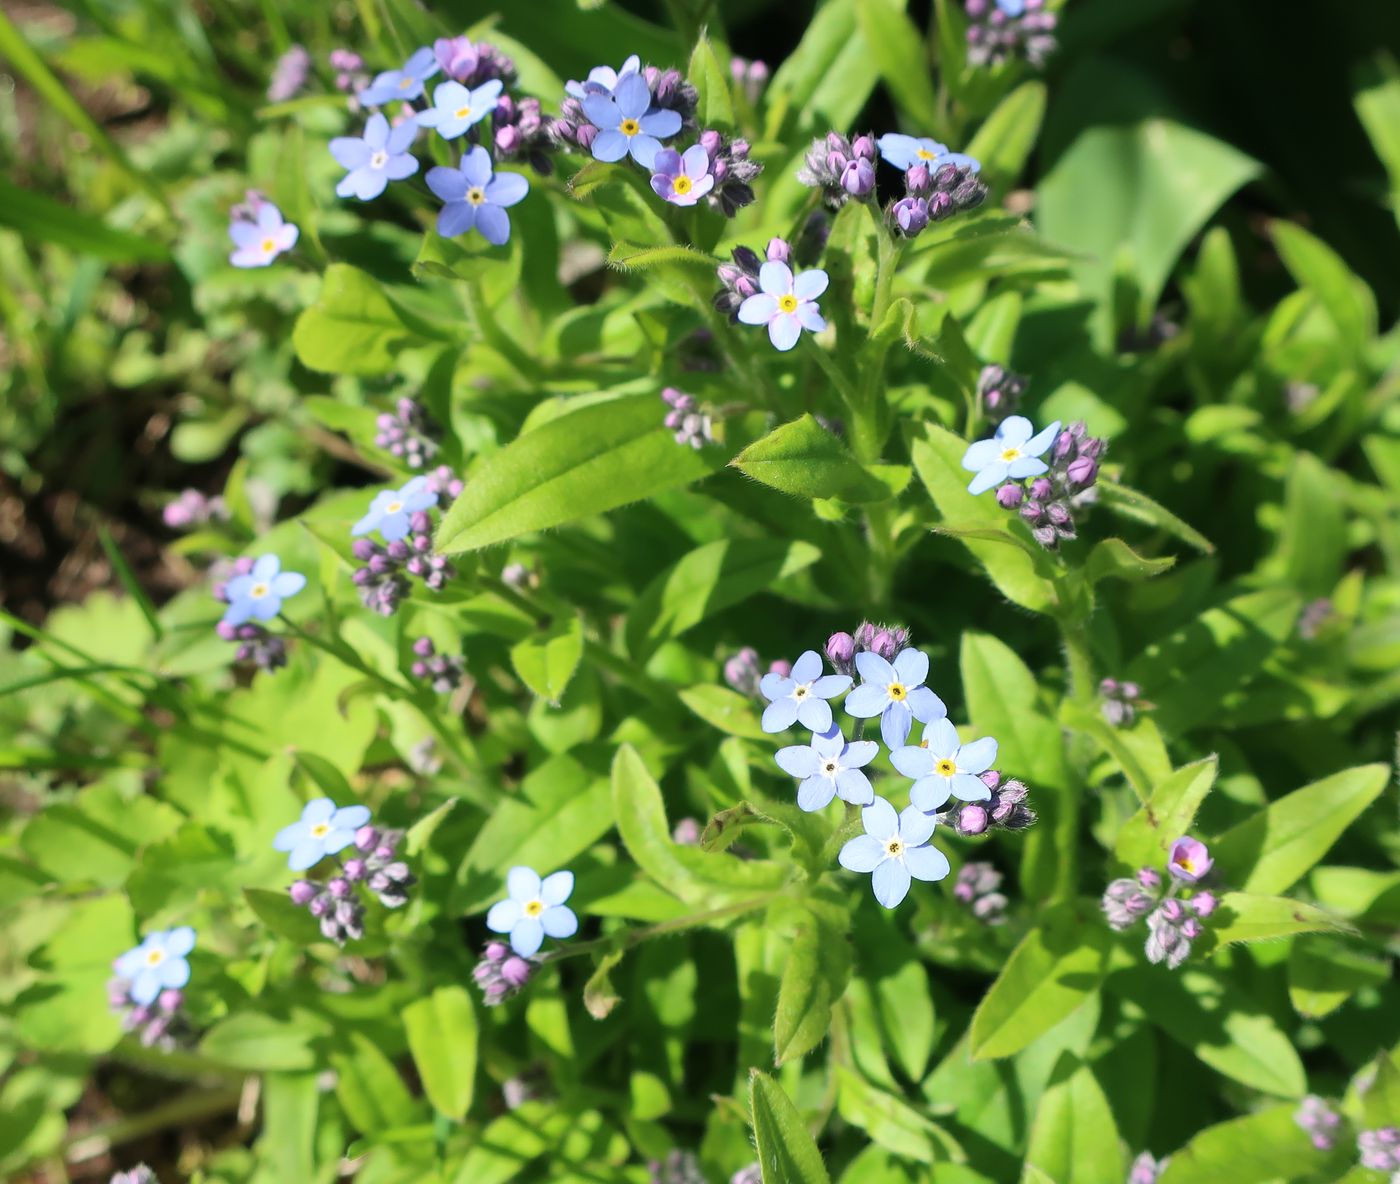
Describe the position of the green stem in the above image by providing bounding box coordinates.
[1053,615,1096,901]
[869,234,906,332]
[62,1085,245,1166]
[539,892,783,963]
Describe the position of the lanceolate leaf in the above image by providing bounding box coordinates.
[750,1070,831,1184]
[402,986,479,1120]
[734,415,892,503]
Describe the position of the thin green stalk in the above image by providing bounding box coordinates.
[540,892,783,963]
[1053,615,1096,901]
[869,234,906,332]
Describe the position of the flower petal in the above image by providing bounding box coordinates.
[761,696,800,733]
[271,571,306,598]
[164,927,197,957]
[862,796,900,840]
[131,969,162,1006]
[438,201,477,237]
[996,415,1034,445]
[363,113,390,149]
[879,702,913,751]
[838,834,885,873]
[758,260,794,297]
[967,461,1010,495]
[924,717,960,759]
[951,772,992,802]
[844,683,889,718]
[638,108,682,138]
[475,204,511,246]
[330,136,371,169]
[614,73,650,119]
[836,768,874,805]
[854,651,895,685]
[906,685,947,724]
[384,153,419,182]
[737,293,778,325]
[875,133,920,169]
[957,735,999,775]
[582,94,619,130]
[509,917,544,957]
[507,866,542,902]
[428,165,469,202]
[157,956,191,989]
[903,844,951,883]
[962,438,1002,472]
[332,804,371,831]
[797,776,837,812]
[791,650,822,683]
[908,775,951,812]
[304,798,336,824]
[1006,457,1049,480]
[540,870,575,906]
[892,647,928,687]
[681,143,711,177]
[288,836,325,871]
[872,858,911,908]
[387,120,418,155]
[796,303,826,333]
[796,695,832,733]
[486,898,522,932]
[1024,420,1062,457]
[810,674,852,699]
[759,672,792,701]
[273,821,306,852]
[812,726,845,756]
[252,554,280,582]
[843,740,879,768]
[775,744,821,778]
[793,269,829,301]
[898,806,937,846]
[485,172,529,208]
[541,904,578,939]
[890,746,934,778]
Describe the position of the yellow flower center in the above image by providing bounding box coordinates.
[887,682,907,702]
[620,118,640,136]
[935,758,957,777]
[777,294,799,314]
[261,237,277,254]
[524,899,544,918]
[672,174,693,195]
[398,77,414,90]
[146,948,165,966]
[1178,857,1195,873]
[885,839,904,857]
[249,582,270,599]
[385,499,404,514]
[916,148,936,160]
[311,822,330,838]
[466,187,486,205]
[1000,446,1023,463]
[454,105,472,119]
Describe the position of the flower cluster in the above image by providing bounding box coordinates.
[375,397,442,469]
[410,636,468,694]
[878,135,986,236]
[108,927,196,1048]
[798,131,877,205]
[110,1168,159,1184]
[965,0,1058,69]
[977,363,1028,424]
[649,1150,706,1184]
[824,621,911,677]
[557,57,697,171]
[730,57,769,104]
[953,861,1008,924]
[1358,1126,1400,1176]
[661,386,717,449]
[963,417,1105,549]
[1294,1095,1343,1152]
[472,940,538,1006]
[228,192,299,269]
[1099,677,1145,727]
[329,48,367,95]
[162,488,227,530]
[1102,838,1217,969]
[212,555,305,672]
[723,646,792,696]
[715,239,829,351]
[267,44,310,103]
[279,800,416,945]
[486,866,579,957]
[351,477,457,614]
[1127,1152,1167,1184]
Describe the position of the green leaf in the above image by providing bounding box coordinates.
[1271,220,1377,358]
[200,1013,317,1071]
[625,538,820,660]
[1287,936,1392,1019]
[1206,892,1355,948]
[1271,451,1348,598]
[1112,757,1218,872]
[292,264,445,375]
[435,394,723,553]
[687,32,734,127]
[1156,1103,1350,1184]
[677,684,769,740]
[509,613,584,705]
[402,986,479,1121]
[606,240,718,270]
[1024,1055,1125,1184]
[1096,481,1215,554]
[1353,51,1400,236]
[965,81,1047,189]
[857,0,939,129]
[1061,700,1174,806]
[910,423,1059,615]
[0,180,170,262]
[969,901,1110,1060]
[734,415,892,503]
[1212,764,1391,895]
[774,908,850,1066]
[835,1066,961,1165]
[332,1031,421,1134]
[1085,538,1175,586]
[583,951,626,1020]
[750,1070,831,1184]
[244,888,326,946]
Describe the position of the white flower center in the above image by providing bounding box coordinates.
[370,149,389,169]
[822,760,839,776]
[791,682,811,701]
[885,838,904,858]
[466,187,486,205]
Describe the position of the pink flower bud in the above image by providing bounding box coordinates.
[768,658,792,678]
[1191,891,1217,917]
[995,483,1024,509]
[766,237,790,263]
[825,631,855,664]
[485,941,509,962]
[354,825,379,852]
[958,804,989,835]
[501,956,533,987]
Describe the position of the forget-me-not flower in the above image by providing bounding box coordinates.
[358,46,439,107]
[737,261,829,352]
[650,145,714,207]
[838,797,950,908]
[486,866,578,957]
[583,73,681,168]
[426,147,529,245]
[1167,836,1213,883]
[221,554,306,626]
[331,113,419,201]
[352,476,439,542]
[997,0,1029,14]
[228,201,298,268]
[777,724,879,811]
[892,718,999,811]
[417,78,503,139]
[876,133,981,173]
[565,54,641,99]
[961,415,1062,495]
[273,798,372,871]
[845,647,947,751]
[759,649,852,734]
[114,927,196,1005]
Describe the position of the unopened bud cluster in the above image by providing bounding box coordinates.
[730,57,769,104]
[1102,840,1217,970]
[714,238,791,319]
[110,1168,160,1184]
[375,398,442,469]
[723,646,795,697]
[553,62,697,154]
[649,1150,707,1184]
[410,636,467,694]
[106,981,186,1050]
[953,770,1036,836]
[823,621,912,678]
[1127,1152,1167,1184]
[329,48,368,95]
[472,940,538,1006]
[977,364,1028,424]
[163,488,228,530]
[953,862,1008,924]
[889,159,986,238]
[798,131,877,206]
[351,511,457,615]
[965,0,1058,69]
[1358,1126,1400,1175]
[289,825,416,946]
[1293,1095,1343,1152]
[661,387,717,449]
[696,128,762,216]
[994,420,1105,550]
[1099,678,1143,727]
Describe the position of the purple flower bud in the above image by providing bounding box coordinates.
[995,483,1024,509]
[343,858,367,881]
[412,636,435,657]
[216,621,238,641]
[1120,681,1141,700]
[1137,867,1161,890]
[486,941,509,962]
[354,825,379,852]
[289,880,320,905]
[327,877,352,899]
[1053,430,1076,460]
[768,658,792,678]
[1191,891,1217,917]
[501,957,533,987]
[1167,836,1213,883]
[308,895,332,918]
[851,134,875,160]
[840,157,875,197]
[700,128,724,157]
[1028,477,1053,501]
[1180,917,1203,940]
[892,195,929,236]
[158,989,184,1013]
[766,237,791,264]
[979,769,1002,790]
[1159,898,1184,922]
[826,631,855,664]
[958,804,990,835]
[672,817,702,845]
[1066,455,1098,488]
[1045,502,1072,527]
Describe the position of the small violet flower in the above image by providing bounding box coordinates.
[114,927,196,1006]
[759,648,852,734]
[331,113,419,201]
[358,46,439,107]
[220,554,306,626]
[1167,836,1213,884]
[427,146,529,245]
[892,718,999,812]
[845,647,947,752]
[650,144,715,206]
[737,261,829,352]
[583,73,681,168]
[960,415,1062,495]
[838,797,950,908]
[352,476,439,542]
[417,79,504,139]
[273,797,372,871]
[876,133,980,173]
[776,724,879,812]
[486,866,578,957]
[228,201,298,268]
[565,53,642,99]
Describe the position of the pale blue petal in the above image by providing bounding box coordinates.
[613,73,650,119]
[906,685,947,723]
[898,806,937,846]
[331,804,370,831]
[509,917,543,957]
[776,745,821,777]
[304,798,336,823]
[288,836,325,871]
[843,740,879,768]
[810,674,852,698]
[890,746,933,778]
[638,107,681,137]
[796,696,832,733]
[909,776,952,812]
[768,313,802,351]
[854,651,895,684]
[1006,457,1049,480]
[627,134,663,169]
[540,870,574,905]
[836,769,874,805]
[322,828,358,855]
[762,697,800,732]
[862,797,900,840]
[791,650,822,683]
[759,672,791,701]
[271,571,305,598]
[880,702,913,751]
[844,683,888,718]
[872,859,911,908]
[892,648,928,687]
[164,927,196,957]
[903,844,951,883]
[507,866,541,902]
[925,717,960,759]
[838,834,884,872]
[541,904,577,939]
[737,293,778,325]
[793,269,828,301]
[967,461,1010,495]
[582,94,618,129]
[797,776,837,812]
[131,969,162,1005]
[252,554,280,582]
[591,129,629,162]
[1024,420,1062,457]
[962,438,1003,472]
[957,736,999,775]
[812,726,845,757]
[486,898,522,932]
[475,204,511,246]
[157,957,190,989]
[951,773,992,802]
[758,260,794,297]
[273,820,307,851]
[996,415,1034,445]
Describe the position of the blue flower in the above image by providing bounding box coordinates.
[838,797,950,908]
[426,147,529,245]
[565,54,641,100]
[273,797,372,871]
[759,649,853,733]
[961,415,1061,495]
[417,78,504,139]
[330,113,419,201]
[737,261,829,352]
[358,46,439,107]
[582,73,681,168]
[352,476,439,542]
[776,724,879,811]
[997,0,1028,14]
[221,555,307,626]
[486,866,578,957]
[114,927,196,1005]
[229,201,298,268]
[876,133,981,173]
[844,647,947,751]
[891,718,999,811]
